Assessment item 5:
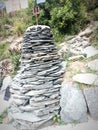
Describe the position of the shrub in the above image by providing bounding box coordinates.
[0,13,13,37]
[94,8,98,20]
[38,0,88,40]
[13,20,26,36]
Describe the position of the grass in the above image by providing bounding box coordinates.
[92,40,98,49]
[52,114,65,125]
[87,54,98,62]
[86,67,97,74]
[10,53,21,75]
[0,8,33,38]
[0,109,8,124]
[78,83,92,89]
[0,42,10,60]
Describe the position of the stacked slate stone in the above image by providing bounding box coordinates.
[8,25,65,130]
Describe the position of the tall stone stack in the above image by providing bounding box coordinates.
[8,25,65,130]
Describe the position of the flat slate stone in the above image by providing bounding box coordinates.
[83,87,98,120]
[0,125,16,130]
[25,89,47,96]
[60,82,88,123]
[87,59,98,71]
[73,73,98,85]
[12,112,52,122]
[83,46,98,58]
[19,105,35,111]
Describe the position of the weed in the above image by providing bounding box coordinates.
[52,114,65,125]
[13,20,26,36]
[10,53,21,74]
[0,109,8,124]
[78,83,92,89]
[87,54,98,62]
[0,42,10,60]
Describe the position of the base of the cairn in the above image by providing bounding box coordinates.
[8,111,54,130]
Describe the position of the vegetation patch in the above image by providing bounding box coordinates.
[52,114,65,125]
[10,53,21,75]
[0,109,8,124]
[0,42,10,60]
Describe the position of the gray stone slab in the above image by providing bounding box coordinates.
[11,112,52,122]
[87,59,98,71]
[73,73,98,85]
[30,99,59,107]
[0,125,16,130]
[83,46,98,58]
[60,82,88,123]
[83,87,98,120]
[25,89,47,96]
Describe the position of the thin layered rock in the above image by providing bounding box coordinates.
[8,25,65,130]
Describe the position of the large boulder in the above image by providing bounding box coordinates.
[60,82,88,123]
[83,87,98,120]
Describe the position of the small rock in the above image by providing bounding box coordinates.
[25,89,47,96]
[30,99,59,107]
[19,105,35,111]
[78,27,93,37]
[68,55,85,61]
[73,73,98,85]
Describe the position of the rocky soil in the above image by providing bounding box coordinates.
[59,21,98,123]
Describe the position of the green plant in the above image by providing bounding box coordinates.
[0,109,8,124]
[0,13,13,37]
[64,50,72,60]
[13,20,26,36]
[10,53,21,73]
[0,42,10,60]
[52,114,65,125]
[94,8,98,20]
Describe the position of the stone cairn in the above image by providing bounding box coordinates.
[8,25,65,130]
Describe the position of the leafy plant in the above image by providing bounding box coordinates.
[0,42,10,60]
[0,109,8,124]
[35,0,88,42]
[52,114,65,125]
[10,53,21,73]
[13,20,26,36]
[93,8,98,20]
